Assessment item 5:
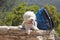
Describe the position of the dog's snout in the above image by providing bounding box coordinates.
[30,19,33,24]
[31,19,33,21]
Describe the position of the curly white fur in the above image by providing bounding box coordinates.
[22,11,39,34]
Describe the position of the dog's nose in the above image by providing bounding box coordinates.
[29,19,33,24]
[30,19,33,23]
[31,19,33,21]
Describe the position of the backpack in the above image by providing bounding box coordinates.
[36,8,54,30]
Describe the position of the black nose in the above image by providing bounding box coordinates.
[31,19,33,21]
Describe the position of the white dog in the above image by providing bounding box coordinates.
[22,11,39,34]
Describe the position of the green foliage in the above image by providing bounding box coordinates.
[4,12,16,26]
[12,3,40,26]
[28,5,40,13]
[57,12,60,19]
[0,3,40,26]
[0,20,3,26]
[56,24,60,36]
[56,12,60,36]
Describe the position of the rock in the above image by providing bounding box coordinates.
[0,26,57,40]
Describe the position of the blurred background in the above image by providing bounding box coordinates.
[0,0,60,37]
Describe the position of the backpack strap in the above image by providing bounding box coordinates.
[44,9,54,29]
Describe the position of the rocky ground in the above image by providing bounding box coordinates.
[55,34,60,40]
[0,26,60,40]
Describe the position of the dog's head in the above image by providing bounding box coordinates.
[23,11,36,24]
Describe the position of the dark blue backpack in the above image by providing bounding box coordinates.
[36,8,54,30]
